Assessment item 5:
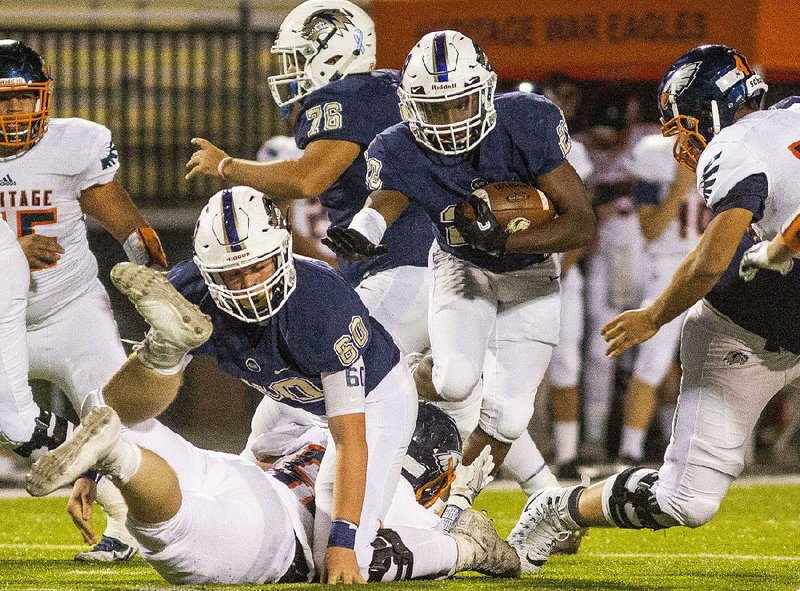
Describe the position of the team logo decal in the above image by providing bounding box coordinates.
[302,9,354,45]
[722,350,749,366]
[435,450,461,473]
[245,358,262,372]
[660,61,702,110]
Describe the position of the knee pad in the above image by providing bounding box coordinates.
[657,490,721,529]
[479,409,531,444]
[432,356,481,403]
[601,467,680,530]
[367,528,414,582]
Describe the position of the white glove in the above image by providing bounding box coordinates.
[447,445,495,510]
[739,241,794,282]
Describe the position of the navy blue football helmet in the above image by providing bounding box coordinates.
[0,39,52,150]
[658,44,767,171]
[402,401,462,509]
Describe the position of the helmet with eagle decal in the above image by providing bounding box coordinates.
[0,39,53,152]
[401,401,462,509]
[268,0,376,108]
[658,44,768,171]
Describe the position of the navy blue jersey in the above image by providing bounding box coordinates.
[168,257,400,417]
[295,70,432,284]
[365,92,570,273]
[706,233,800,354]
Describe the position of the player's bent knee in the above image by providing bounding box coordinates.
[432,356,480,403]
[661,494,721,528]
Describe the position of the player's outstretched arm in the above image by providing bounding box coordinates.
[80,180,168,269]
[185,137,360,200]
[602,207,753,358]
[323,190,409,260]
[505,159,595,254]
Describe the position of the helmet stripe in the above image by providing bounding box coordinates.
[221,188,243,252]
[433,32,449,82]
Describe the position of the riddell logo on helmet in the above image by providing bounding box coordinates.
[431,82,457,90]
[226,252,250,261]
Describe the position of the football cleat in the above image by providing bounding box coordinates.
[74,535,137,562]
[550,528,586,556]
[450,509,520,578]
[506,486,582,573]
[26,406,121,498]
[111,263,212,370]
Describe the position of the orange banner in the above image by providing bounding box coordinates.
[372,0,799,81]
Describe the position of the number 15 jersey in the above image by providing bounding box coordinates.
[0,117,120,323]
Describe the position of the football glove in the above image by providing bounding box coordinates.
[739,241,794,282]
[454,195,508,256]
[447,444,495,510]
[322,226,387,261]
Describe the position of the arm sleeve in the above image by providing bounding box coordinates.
[76,125,120,190]
[515,96,570,175]
[364,134,406,192]
[698,140,767,213]
[710,173,768,221]
[322,357,366,418]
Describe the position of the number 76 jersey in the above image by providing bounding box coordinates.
[0,117,120,323]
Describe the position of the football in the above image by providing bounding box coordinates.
[472,181,556,234]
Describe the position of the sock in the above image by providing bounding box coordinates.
[553,421,579,465]
[620,427,646,461]
[100,437,142,486]
[96,479,137,546]
[503,431,559,494]
[658,405,676,440]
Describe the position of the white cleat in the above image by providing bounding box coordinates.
[110,262,212,352]
[26,407,121,498]
[451,509,521,578]
[506,486,581,574]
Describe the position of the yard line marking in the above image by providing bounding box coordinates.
[0,543,87,550]
[582,552,800,561]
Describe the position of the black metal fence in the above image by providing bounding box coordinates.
[3,21,286,204]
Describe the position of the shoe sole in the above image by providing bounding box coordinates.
[111,263,212,348]
[456,510,521,578]
[26,407,120,498]
[74,547,137,562]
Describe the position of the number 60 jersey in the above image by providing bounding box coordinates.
[168,256,400,418]
[0,117,119,322]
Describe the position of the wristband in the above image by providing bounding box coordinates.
[328,519,358,549]
[348,208,387,246]
[217,156,233,179]
[78,468,103,484]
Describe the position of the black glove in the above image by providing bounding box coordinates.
[322,226,387,261]
[454,195,508,256]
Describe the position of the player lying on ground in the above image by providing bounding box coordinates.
[506,45,800,574]
[27,391,517,584]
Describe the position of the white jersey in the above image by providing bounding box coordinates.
[0,118,119,323]
[628,133,707,256]
[566,139,594,181]
[0,217,16,250]
[697,104,800,240]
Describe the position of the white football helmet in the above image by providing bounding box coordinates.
[398,30,497,155]
[268,0,376,108]
[193,186,296,323]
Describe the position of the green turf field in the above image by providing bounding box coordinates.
[2,484,799,591]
